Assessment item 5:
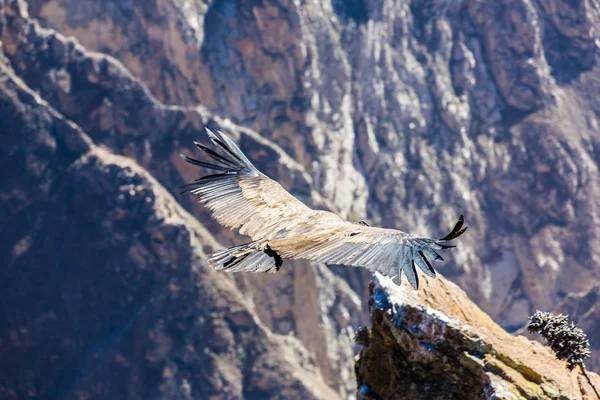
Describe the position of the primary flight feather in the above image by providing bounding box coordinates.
[180,129,467,289]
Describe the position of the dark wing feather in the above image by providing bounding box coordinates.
[438,215,468,241]
[193,141,240,168]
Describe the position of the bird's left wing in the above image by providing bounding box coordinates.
[270,216,467,289]
[180,129,312,240]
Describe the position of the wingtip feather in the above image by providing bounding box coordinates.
[438,215,468,242]
[205,127,217,138]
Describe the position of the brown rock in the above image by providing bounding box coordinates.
[356,275,600,399]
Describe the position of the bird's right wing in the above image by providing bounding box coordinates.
[270,216,467,289]
[180,129,312,240]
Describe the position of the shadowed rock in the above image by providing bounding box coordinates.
[0,49,339,399]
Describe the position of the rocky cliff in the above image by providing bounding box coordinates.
[21,0,600,328]
[356,276,600,399]
[0,36,339,399]
[2,0,600,398]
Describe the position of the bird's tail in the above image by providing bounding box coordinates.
[208,242,283,274]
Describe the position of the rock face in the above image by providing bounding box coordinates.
[20,0,600,332]
[356,276,600,399]
[0,46,339,399]
[0,1,363,396]
[2,0,600,398]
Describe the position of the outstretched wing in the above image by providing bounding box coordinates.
[180,128,311,240]
[180,129,468,289]
[270,216,467,289]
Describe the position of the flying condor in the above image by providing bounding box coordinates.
[180,129,467,289]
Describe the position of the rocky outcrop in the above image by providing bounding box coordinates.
[468,0,552,111]
[355,276,600,399]
[538,0,600,83]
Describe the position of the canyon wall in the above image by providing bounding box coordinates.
[2,0,600,397]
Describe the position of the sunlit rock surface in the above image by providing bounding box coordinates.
[356,275,600,399]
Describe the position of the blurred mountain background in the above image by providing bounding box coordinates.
[1,0,600,398]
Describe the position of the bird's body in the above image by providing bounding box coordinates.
[180,129,467,289]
